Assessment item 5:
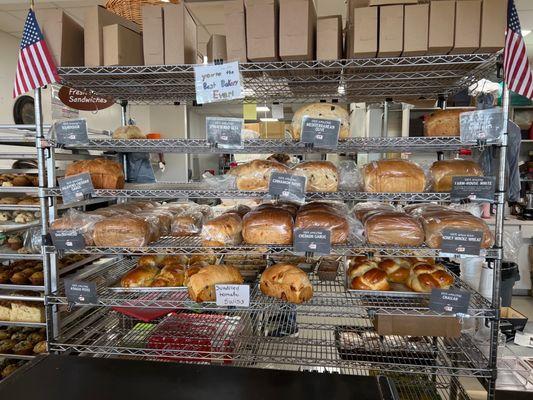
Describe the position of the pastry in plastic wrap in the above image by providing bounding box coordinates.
[403,203,450,217]
[424,109,471,137]
[92,215,154,247]
[362,159,426,193]
[171,211,204,236]
[294,209,349,244]
[120,265,159,287]
[406,263,454,292]
[429,159,484,192]
[353,202,396,221]
[228,159,290,191]
[256,202,299,217]
[50,210,104,246]
[65,158,125,189]
[298,201,347,215]
[292,161,338,192]
[112,125,145,139]
[364,212,424,246]
[291,103,350,141]
[259,263,313,304]
[348,259,390,291]
[242,207,294,245]
[421,210,494,249]
[187,265,244,302]
[201,212,243,246]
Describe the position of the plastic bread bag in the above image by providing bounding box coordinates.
[448,202,483,218]
[50,209,105,246]
[361,159,427,193]
[137,212,163,242]
[503,230,522,263]
[140,209,174,236]
[338,160,362,191]
[291,161,339,192]
[171,210,204,236]
[227,159,290,191]
[22,227,41,253]
[201,171,237,190]
[403,203,451,218]
[242,207,294,245]
[429,159,484,192]
[352,202,397,222]
[364,211,425,247]
[294,208,350,244]
[92,214,154,247]
[419,210,494,249]
[291,103,350,141]
[158,201,199,215]
[201,212,243,246]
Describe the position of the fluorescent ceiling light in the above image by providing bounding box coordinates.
[260,118,278,122]
[523,30,531,37]
[257,106,270,112]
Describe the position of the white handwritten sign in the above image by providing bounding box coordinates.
[194,61,243,104]
[215,284,250,307]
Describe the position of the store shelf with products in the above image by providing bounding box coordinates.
[47,257,494,319]
[49,307,491,379]
[45,236,500,259]
[56,54,499,104]
[51,136,484,154]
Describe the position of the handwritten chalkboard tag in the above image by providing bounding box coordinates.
[55,119,89,145]
[460,108,504,143]
[194,61,243,104]
[65,280,98,305]
[451,176,496,203]
[50,229,85,250]
[268,172,307,204]
[59,172,94,204]
[300,117,340,148]
[215,284,250,307]
[294,228,331,255]
[440,229,483,257]
[429,289,471,315]
[206,117,243,149]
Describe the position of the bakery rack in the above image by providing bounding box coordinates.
[27,53,508,400]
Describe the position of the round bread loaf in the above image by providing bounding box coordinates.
[424,109,471,137]
[350,268,390,291]
[429,159,484,192]
[291,103,350,141]
[201,212,243,246]
[362,159,426,193]
[65,158,125,189]
[259,263,313,304]
[228,159,290,191]
[112,125,145,139]
[292,161,339,192]
[242,207,294,245]
[364,212,424,246]
[295,209,349,244]
[406,264,454,292]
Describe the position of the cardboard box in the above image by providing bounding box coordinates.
[346,0,370,56]
[224,0,247,62]
[403,4,428,56]
[142,5,164,65]
[207,34,227,62]
[103,24,143,66]
[428,0,456,55]
[244,123,260,133]
[373,314,461,338]
[369,0,417,4]
[317,16,343,60]
[260,121,285,139]
[279,0,316,61]
[245,0,279,61]
[348,7,378,58]
[164,3,198,65]
[478,0,507,53]
[378,5,404,57]
[36,9,84,67]
[450,0,481,54]
[84,6,141,67]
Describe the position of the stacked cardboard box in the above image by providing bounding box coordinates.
[224,1,247,62]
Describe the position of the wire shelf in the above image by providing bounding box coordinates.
[51,137,482,154]
[49,307,491,379]
[46,184,455,202]
[0,252,42,260]
[47,235,499,259]
[57,54,499,104]
[47,258,493,319]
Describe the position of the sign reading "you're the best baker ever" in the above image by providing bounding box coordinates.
[194,61,243,104]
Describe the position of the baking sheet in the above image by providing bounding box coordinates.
[108,284,188,293]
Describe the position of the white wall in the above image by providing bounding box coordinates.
[0,31,19,123]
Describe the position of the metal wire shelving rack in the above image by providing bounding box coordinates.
[30,53,509,400]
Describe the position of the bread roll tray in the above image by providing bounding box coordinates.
[345,276,433,298]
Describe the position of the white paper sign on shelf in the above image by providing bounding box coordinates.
[194,61,243,104]
[215,284,250,307]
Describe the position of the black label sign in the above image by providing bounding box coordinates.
[64,280,98,305]
[50,229,86,250]
[451,176,496,203]
[206,117,243,149]
[429,289,471,315]
[55,119,89,145]
[58,172,95,204]
[268,172,307,204]
[440,229,483,256]
[300,117,340,148]
[294,228,331,254]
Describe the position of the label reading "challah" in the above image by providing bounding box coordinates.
[215,284,250,307]
[429,289,471,315]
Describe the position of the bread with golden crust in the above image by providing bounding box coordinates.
[291,103,350,141]
[228,159,290,191]
[260,263,313,304]
[362,159,426,193]
[292,161,338,192]
[430,159,484,192]
[350,268,390,291]
[242,207,294,245]
[406,263,454,292]
[120,265,159,287]
[378,258,411,283]
[65,158,125,189]
[365,212,424,246]
[201,212,243,246]
[92,215,153,247]
[187,265,243,302]
[295,209,349,244]
[424,109,471,137]
[150,264,186,287]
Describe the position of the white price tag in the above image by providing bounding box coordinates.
[215,284,250,307]
[194,61,243,104]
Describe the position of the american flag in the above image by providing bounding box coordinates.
[504,0,533,100]
[13,10,59,99]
